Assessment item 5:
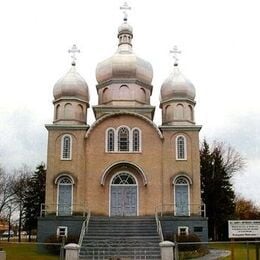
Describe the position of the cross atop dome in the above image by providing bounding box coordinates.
[120,1,131,22]
[68,44,80,66]
[170,46,181,66]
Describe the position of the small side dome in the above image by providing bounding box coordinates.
[160,65,195,102]
[53,65,89,102]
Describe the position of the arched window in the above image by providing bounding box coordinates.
[174,176,190,216]
[188,105,194,121]
[57,176,73,216]
[118,127,129,151]
[176,104,184,120]
[61,135,72,160]
[176,135,186,160]
[132,129,140,152]
[112,172,136,185]
[55,104,60,120]
[107,129,115,152]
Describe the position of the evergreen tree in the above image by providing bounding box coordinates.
[200,140,244,240]
[23,163,46,241]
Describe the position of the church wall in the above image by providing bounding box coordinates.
[161,129,201,214]
[85,114,163,216]
[45,127,87,214]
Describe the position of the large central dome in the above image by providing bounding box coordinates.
[96,21,153,85]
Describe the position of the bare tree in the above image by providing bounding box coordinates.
[0,166,16,217]
[12,165,33,242]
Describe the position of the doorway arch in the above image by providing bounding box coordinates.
[110,172,138,216]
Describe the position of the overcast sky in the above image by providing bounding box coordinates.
[0,0,260,204]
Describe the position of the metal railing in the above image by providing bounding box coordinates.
[78,210,91,248]
[155,203,206,218]
[155,210,164,242]
[40,203,87,217]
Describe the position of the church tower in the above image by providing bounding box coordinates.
[94,8,155,120]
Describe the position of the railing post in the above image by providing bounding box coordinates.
[160,241,175,260]
[64,243,80,260]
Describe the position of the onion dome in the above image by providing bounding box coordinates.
[95,20,153,85]
[53,64,89,102]
[160,64,195,102]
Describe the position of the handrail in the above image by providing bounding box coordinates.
[155,203,206,218]
[40,203,87,217]
[78,210,91,248]
[155,210,164,242]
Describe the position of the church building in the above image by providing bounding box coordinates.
[38,3,208,248]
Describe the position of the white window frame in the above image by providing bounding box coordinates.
[178,226,189,236]
[57,226,68,237]
[132,128,142,152]
[61,134,72,160]
[105,128,115,152]
[176,135,187,160]
[105,126,142,153]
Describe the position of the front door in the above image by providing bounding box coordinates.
[58,184,72,216]
[110,172,137,216]
[175,184,189,216]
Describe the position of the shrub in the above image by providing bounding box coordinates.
[44,234,79,255]
[177,233,201,252]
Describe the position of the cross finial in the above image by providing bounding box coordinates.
[68,44,80,66]
[170,45,182,66]
[120,1,131,22]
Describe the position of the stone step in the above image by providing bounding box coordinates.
[80,216,161,259]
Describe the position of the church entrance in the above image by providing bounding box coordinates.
[174,177,189,216]
[110,172,138,216]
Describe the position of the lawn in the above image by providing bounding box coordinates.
[210,242,260,260]
[0,242,60,260]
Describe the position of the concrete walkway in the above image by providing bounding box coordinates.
[189,249,231,259]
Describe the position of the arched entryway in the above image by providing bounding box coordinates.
[110,172,138,216]
[174,176,190,216]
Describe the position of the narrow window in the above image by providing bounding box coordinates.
[133,129,140,152]
[118,127,129,151]
[61,135,72,160]
[176,136,186,160]
[107,129,115,152]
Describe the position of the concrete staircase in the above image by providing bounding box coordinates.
[79,216,161,259]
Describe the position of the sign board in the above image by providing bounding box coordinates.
[228,220,260,238]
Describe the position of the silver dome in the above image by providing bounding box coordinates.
[53,66,89,102]
[160,66,195,101]
[96,21,153,85]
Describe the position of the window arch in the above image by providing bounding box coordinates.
[106,128,115,152]
[188,105,194,121]
[176,135,187,160]
[105,126,142,153]
[61,135,72,160]
[55,104,60,120]
[175,104,184,120]
[57,176,73,216]
[112,172,136,185]
[118,127,130,151]
[132,128,141,152]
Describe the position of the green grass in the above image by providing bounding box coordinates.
[210,242,260,260]
[0,242,60,260]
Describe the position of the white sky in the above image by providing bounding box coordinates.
[0,0,260,204]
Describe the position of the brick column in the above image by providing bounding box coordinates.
[160,241,175,260]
